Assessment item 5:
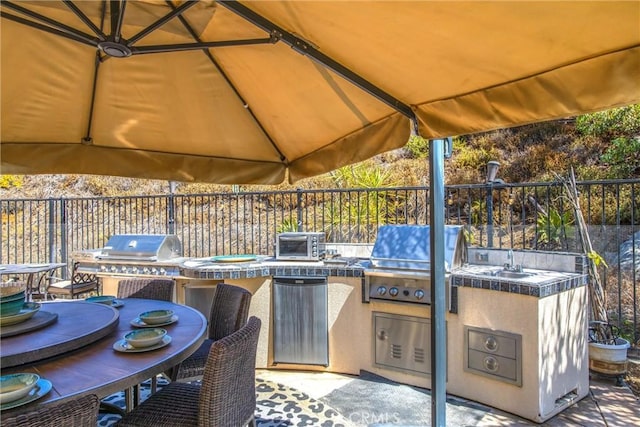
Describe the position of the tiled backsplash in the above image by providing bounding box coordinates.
[467,247,587,274]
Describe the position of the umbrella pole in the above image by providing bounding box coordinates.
[429,138,447,427]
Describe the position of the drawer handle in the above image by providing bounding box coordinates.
[484,356,499,372]
[484,336,498,352]
[376,329,388,341]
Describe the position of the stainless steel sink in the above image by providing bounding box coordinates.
[495,270,535,279]
[481,269,536,279]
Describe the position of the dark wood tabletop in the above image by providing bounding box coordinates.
[1,301,119,368]
[0,298,207,417]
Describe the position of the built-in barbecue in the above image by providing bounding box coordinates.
[363,225,467,310]
[75,234,185,277]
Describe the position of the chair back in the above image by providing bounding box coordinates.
[208,283,252,340]
[45,262,99,299]
[199,316,261,427]
[69,262,98,288]
[117,278,175,301]
[2,394,99,427]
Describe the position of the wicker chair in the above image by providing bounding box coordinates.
[117,278,175,301]
[116,316,262,427]
[168,283,252,382]
[45,262,100,299]
[2,394,100,427]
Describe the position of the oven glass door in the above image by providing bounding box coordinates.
[278,236,310,258]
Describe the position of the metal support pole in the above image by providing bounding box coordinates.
[487,184,494,247]
[59,199,67,275]
[296,188,303,231]
[429,138,447,427]
[168,181,176,235]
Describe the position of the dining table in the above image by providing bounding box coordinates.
[0,263,67,300]
[0,298,207,419]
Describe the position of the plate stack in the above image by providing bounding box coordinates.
[0,286,40,327]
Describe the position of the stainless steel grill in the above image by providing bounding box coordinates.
[77,234,185,277]
[98,234,182,261]
[364,225,467,309]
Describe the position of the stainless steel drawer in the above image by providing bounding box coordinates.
[464,326,522,386]
[467,349,518,382]
[467,329,518,359]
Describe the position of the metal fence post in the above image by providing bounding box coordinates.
[48,199,55,263]
[168,181,177,235]
[60,199,68,278]
[297,188,303,231]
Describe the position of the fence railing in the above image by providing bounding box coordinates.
[1,179,638,345]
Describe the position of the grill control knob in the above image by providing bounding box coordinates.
[414,289,425,300]
[110,266,117,273]
[389,287,399,297]
[376,286,387,296]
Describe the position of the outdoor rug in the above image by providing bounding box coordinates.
[97,376,352,427]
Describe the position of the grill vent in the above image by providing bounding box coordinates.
[391,344,402,359]
[414,347,426,364]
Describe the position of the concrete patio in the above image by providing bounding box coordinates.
[256,363,640,427]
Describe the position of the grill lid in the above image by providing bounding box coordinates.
[98,234,183,261]
[369,225,467,272]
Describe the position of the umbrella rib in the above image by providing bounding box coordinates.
[217,0,416,122]
[109,0,126,43]
[0,2,97,46]
[62,0,107,40]
[166,0,288,163]
[127,0,199,46]
[130,38,273,55]
[82,50,102,146]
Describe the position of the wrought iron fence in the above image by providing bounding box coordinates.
[1,179,638,344]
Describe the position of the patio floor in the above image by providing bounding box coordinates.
[99,363,639,426]
[256,365,640,427]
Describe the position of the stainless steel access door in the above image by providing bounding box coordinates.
[272,276,329,366]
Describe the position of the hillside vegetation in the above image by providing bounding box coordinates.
[1,105,638,199]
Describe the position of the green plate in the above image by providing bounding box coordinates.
[0,303,41,327]
[0,378,52,410]
[211,255,257,263]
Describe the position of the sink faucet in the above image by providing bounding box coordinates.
[505,249,513,270]
[504,249,523,272]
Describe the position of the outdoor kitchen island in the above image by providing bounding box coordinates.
[89,246,589,423]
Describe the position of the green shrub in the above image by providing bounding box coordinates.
[277,217,298,233]
[536,208,574,248]
[600,136,640,178]
[330,161,399,188]
[576,104,640,138]
[0,175,23,189]
[405,135,430,159]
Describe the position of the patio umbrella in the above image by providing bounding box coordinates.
[1,1,639,184]
[2,3,639,425]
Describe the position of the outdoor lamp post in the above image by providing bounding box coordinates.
[486,161,500,248]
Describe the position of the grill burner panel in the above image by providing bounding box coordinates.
[365,225,466,306]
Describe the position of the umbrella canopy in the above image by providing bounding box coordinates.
[1,0,639,184]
